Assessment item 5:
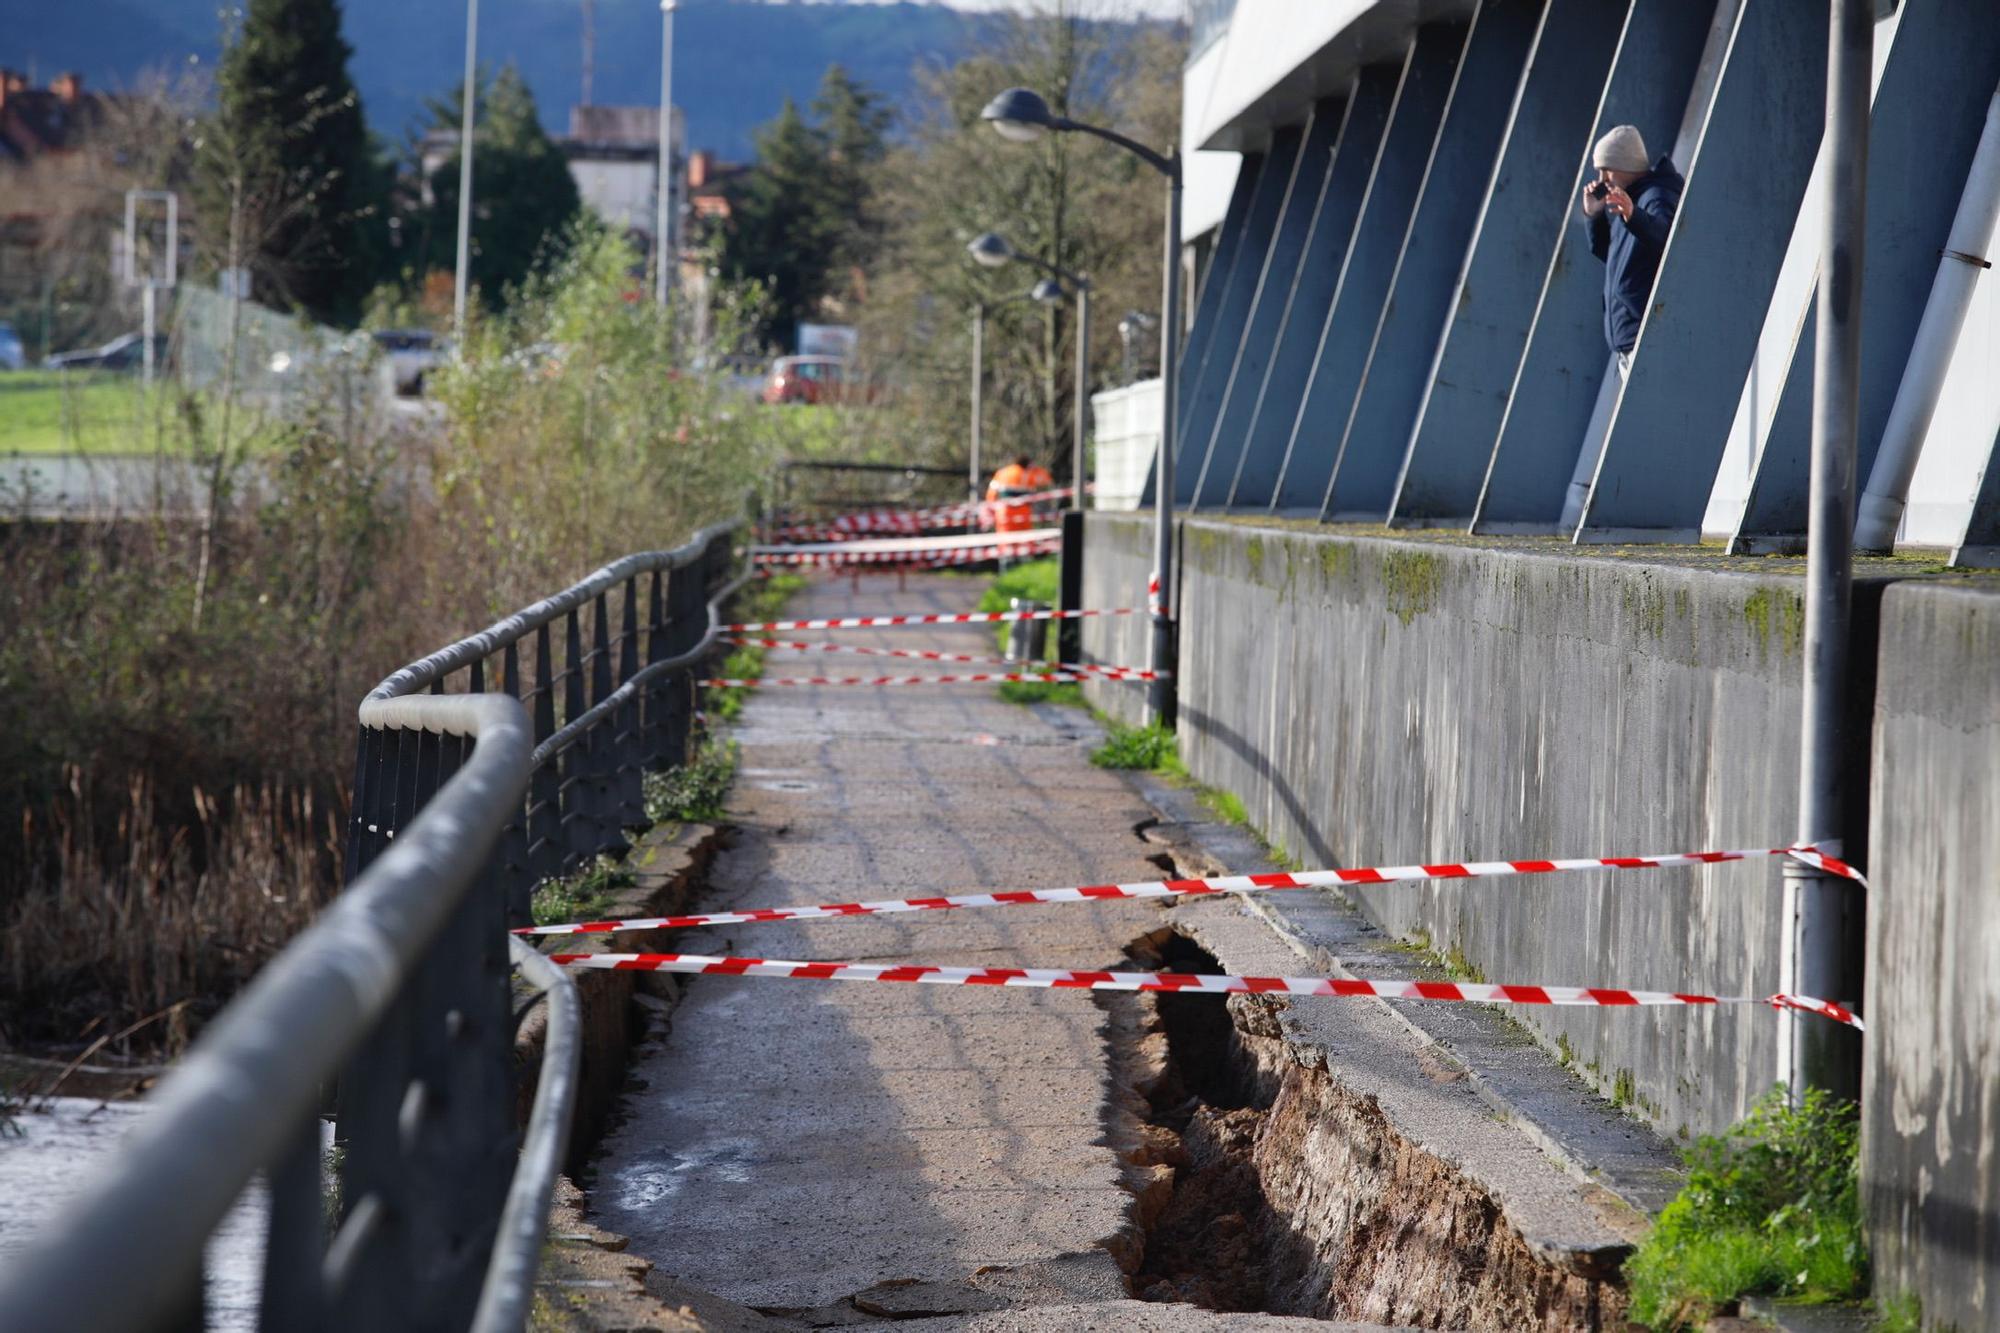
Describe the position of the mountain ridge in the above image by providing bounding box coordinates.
[7,0,1001,160]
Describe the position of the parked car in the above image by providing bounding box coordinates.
[371,328,447,395]
[0,321,25,371]
[762,354,856,406]
[44,332,169,373]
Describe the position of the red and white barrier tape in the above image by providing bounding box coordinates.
[763,487,1083,543]
[723,637,1163,680]
[1147,570,1167,618]
[754,540,1059,569]
[723,607,1143,632]
[545,950,1860,1029]
[699,669,1170,688]
[520,842,1863,937]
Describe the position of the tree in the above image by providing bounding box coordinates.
[720,67,893,347]
[813,65,893,273]
[197,0,387,326]
[421,65,582,309]
[854,7,1183,474]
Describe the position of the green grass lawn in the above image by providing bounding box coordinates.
[0,371,178,454]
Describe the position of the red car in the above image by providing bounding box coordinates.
[762,355,853,405]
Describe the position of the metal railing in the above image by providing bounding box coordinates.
[774,459,967,515]
[0,521,742,1332]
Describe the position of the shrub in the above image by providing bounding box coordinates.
[0,224,791,1054]
[1626,1087,1866,1330]
[1090,721,1183,775]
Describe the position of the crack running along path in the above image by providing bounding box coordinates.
[588,571,1178,1314]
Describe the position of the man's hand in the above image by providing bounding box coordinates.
[1581,180,1606,218]
[1604,185,1634,220]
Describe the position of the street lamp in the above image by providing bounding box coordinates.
[655,0,677,307]
[965,232,1092,516]
[982,86,1180,727]
[453,0,479,334]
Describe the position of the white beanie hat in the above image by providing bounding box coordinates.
[1592,125,1649,173]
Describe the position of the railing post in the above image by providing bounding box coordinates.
[529,624,562,886]
[500,643,533,926]
[1058,509,1085,669]
[644,568,670,768]
[259,1114,328,1332]
[589,593,618,856]
[331,750,515,1328]
[561,608,592,864]
[661,559,705,772]
[615,577,644,830]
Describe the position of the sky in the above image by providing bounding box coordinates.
[779,0,1189,15]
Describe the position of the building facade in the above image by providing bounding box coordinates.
[1152,0,1999,561]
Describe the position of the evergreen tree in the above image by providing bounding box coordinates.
[813,65,892,274]
[199,0,387,326]
[422,65,582,307]
[720,69,892,347]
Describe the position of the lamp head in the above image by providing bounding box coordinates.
[1030,277,1066,305]
[982,87,1057,143]
[966,232,1015,269]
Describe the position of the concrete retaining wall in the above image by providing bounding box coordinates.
[1863,582,2000,1325]
[1084,509,2000,1310]
[1082,511,1883,1140]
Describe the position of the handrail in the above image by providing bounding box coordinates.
[0,695,532,1331]
[473,939,581,1333]
[0,520,744,1332]
[533,562,755,765]
[368,518,740,703]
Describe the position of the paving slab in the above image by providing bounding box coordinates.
[586,572,1172,1314]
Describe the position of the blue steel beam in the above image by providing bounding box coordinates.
[1191,101,1343,509]
[1141,153,1264,507]
[1576,0,1829,543]
[1227,64,1399,510]
[1730,0,2000,554]
[1949,417,2000,568]
[1470,0,1716,532]
[1322,0,1546,522]
[1268,21,1470,514]
[1176,126,1303,505]
[1388,0,1629,525]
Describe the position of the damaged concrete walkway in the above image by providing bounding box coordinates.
[578,570,1662,1331]
[587,573,1355,1328]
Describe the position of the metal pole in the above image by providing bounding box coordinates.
[655,0,677,307]
[970,303,985,500]
[1072,284,1089,510]
[453,0,479,335]
[141,284,156,389]
[1147,164,1181,728]
[1782,0,1869,1104]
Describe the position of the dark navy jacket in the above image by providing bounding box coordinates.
[1584,155,1684,354]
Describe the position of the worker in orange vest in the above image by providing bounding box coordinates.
[986,454,1053,533]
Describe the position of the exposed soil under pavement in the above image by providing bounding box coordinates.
[1102,929,1630,1331]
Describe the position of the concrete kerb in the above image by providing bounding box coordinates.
[510,818,735,1330]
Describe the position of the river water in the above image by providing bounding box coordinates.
[0,1096,267,1326]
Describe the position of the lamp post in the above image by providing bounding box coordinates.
[983,86,1180,727]
[966,232,1091,514]
[655,0,677,307]
[453,0,479,335]
[969,286,1042,499]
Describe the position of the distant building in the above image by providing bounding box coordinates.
[0,71,106,164]
[559,103,684,258]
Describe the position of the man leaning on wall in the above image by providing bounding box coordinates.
[1581,125,1685,377]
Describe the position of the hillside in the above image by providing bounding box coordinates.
[7,0,996,159]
